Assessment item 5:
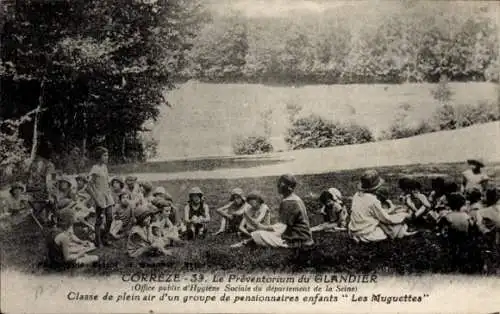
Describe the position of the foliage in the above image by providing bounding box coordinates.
[0,0,204,164]
[285,114,374,150]
[141,134,159,160]
[382,101,500,139]
[0,117,29,170]
[232,135,273,155]
[187,15,247,81]
[431,102,500,131]
[185,3,498,84]
[431,75,454,105]
[380,104,436,140]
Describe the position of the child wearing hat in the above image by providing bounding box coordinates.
[124,175,144,207]
[52,176,77,212]
[311,188,347,232]
[87,146,115,247]
[127,205,172,258]
[214,188,249,235]
[110,192,135,239]
[348,170,414,243]
[152,187,182,229]
[462,158,489,194]
[48,207,98,267]
[183,187,210,240]
[1,183,29,219]
[240,174,313,248]
[238,190,271,237]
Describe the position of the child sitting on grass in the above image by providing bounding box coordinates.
[183,187,210,240]
[151,198,183,245]
[428,177,446,209]
[398,177,432,220]
[124,176,144,207]
[127,205,172,258]
[471,187,500,237]
[47,207,98,267]
[438,192,472,235]
[153,186,169,200]
[153,187,184,232]
[214,188,249,235]
[110,177,125,206]
[110,192,135,239]
[53,176,76,210]
[55,198,95,236]
[311,188,347,232]
[1,183,29,219]
[466,188,484,212]
[371,185,417,239]
[238,190,271,237]
[75,174,93,209]
[374,186,408,214]
[233,174,313,248]
[140,181,154,205]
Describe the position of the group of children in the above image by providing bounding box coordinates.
[347,158,500,245]
[1,149,499,268]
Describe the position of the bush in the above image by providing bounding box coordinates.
[431,102,499,131]
[232,135,274,155]
[431,104,458,130]
[382,101,500,140]
[285,114,374,150]
[381,121,436,140]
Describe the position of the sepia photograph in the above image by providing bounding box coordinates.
[1,0,499,313]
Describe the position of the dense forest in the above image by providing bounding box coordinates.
[0,0,206,166]
[185,2,499,84]
[0,1,498,170]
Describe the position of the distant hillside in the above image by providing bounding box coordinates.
[153,81,498,158]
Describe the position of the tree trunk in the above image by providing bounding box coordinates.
[28,77,45,166]
[121,136,126,162]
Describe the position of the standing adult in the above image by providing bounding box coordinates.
[348,170,414,243]
[87,147,114,247]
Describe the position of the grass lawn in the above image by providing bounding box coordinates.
[1,162,498,276]
[110,155,286,174]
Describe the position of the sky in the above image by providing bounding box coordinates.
[207,0,499,20]
[207,0,363,17]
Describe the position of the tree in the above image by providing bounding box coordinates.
[1,0,204,165]
[188,14,248,81]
